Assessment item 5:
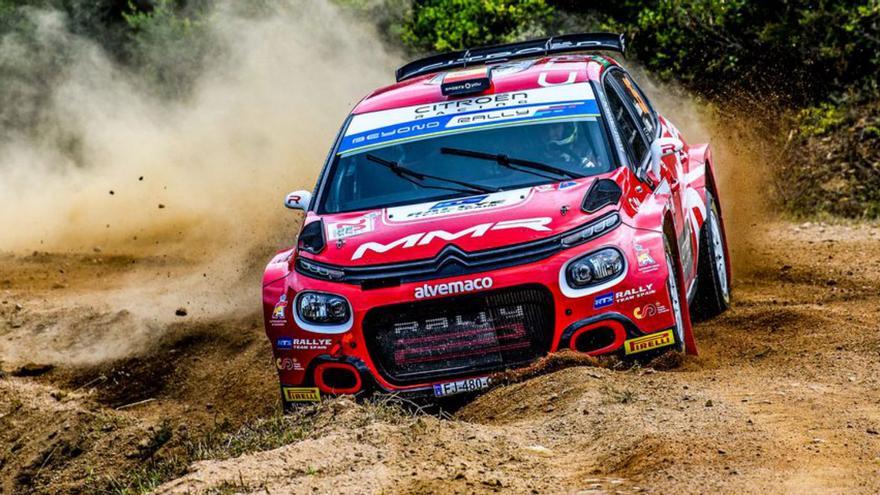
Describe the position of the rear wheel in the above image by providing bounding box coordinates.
[693,191,731,320]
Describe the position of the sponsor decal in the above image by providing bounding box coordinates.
[275,357,303,371]
[393,305,524,335]
[286,338,333,351]
[538,70,577,87]
[340,85,599,154]
[447,107,533,126]
[443,67,490,82]
[414,277,493,299]
[412,92,529,119]
[615,283,656,303]
[558,180,579,190]
[352,217,552,260]
[634,243,658,272]
[444,102,595,129]
[534,184,555,192]
[271,294,288,326]
[430,195,489,210]
[624,329,675,355]
[633,303,669,320]
[441,78,490,96]
[387,189,527,222]
[282,387,321,403]
[441,67,491,96]
[593,291,615,309]
[327,213,377,241]
[276,337,293,350]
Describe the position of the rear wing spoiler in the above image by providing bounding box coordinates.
[395,32,625,82]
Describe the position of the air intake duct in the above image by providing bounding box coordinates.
[582,179,622,213]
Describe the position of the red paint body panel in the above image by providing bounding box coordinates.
[353,57,599,114]
[263,53,728,401]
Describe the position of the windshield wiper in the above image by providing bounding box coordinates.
[364,153,499,194]
[441,147,585,180]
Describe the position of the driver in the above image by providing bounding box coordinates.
[541,121,598,169]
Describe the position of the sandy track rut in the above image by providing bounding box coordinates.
[2,221,880,494]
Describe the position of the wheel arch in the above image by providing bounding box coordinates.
[699,152,733,288]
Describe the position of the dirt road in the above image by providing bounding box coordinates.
[1,220,879,494]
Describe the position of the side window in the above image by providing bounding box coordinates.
[610,71,657,139]
[604,77,649,166]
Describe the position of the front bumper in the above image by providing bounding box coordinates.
[265,220,678,402]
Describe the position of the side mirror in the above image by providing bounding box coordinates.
[649,137,684,179]
[284,190,312,211]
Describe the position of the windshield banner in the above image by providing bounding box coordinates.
[339,83,599,155]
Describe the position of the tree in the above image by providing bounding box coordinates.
[400,0,553,53]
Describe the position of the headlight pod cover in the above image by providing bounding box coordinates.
[565,248,625,288]
[295,291,351,325]
[561,212,620,248]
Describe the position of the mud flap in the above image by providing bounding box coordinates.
[280,385,321,413]
[676,265,699,355]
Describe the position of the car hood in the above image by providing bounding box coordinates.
[305,176,615,267]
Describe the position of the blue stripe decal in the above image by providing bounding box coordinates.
[339,99,600,154]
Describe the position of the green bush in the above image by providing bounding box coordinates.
[123,0,214,98]
[614,0,879,104]
[794,103,847,137]
[400,0,553,53]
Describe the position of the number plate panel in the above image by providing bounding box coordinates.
[432,376,491,397]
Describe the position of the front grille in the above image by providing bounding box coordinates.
[362,285,554,385]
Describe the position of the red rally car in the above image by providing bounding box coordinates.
[263,33,731,408]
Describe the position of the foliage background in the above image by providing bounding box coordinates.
[0,0,878,217]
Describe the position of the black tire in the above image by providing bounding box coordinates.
[664,231,687,352]
[692,191,731,320]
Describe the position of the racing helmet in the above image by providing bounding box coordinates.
[544,121,579,149]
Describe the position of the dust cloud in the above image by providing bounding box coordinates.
[0,0,399,365]
[634,69,770,269]
[0,0,398,256]
[0,9,769,366]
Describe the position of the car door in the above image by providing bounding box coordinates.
[602,69,696,284]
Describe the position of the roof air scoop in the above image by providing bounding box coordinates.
[440,67,492,96]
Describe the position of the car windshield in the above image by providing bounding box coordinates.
[319,118,614,214]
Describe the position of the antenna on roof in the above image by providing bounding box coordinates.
[461,48,472,69]
[395,32,625,82]
[543,36,554,56]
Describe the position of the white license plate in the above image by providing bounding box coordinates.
[432,377,491,397]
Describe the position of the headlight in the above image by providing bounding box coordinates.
[565,248,625,288]
[296,292,351,325]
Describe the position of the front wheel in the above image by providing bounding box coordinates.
[664,238,687,353]
[692,190,731,320]
[664,230,697,355]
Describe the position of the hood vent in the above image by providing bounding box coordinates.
[582,179,622,213]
